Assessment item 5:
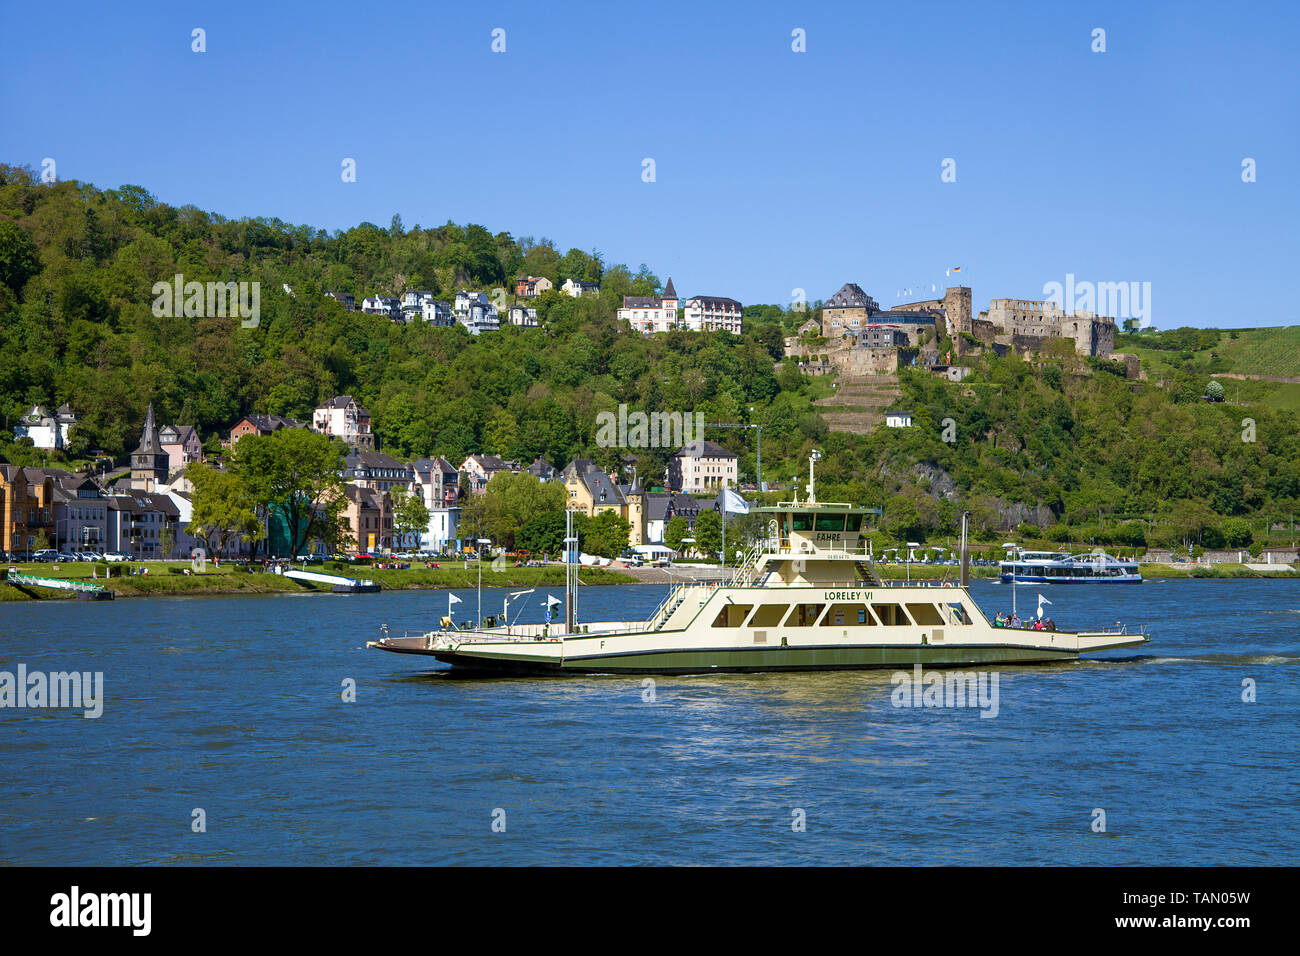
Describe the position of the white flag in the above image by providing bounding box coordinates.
[1037,593,1052,619]
[720,488,749,515]
[546,593,562,608]
[448,593,462,616]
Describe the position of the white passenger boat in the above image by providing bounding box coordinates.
[1000,549,1142,584]
[369,455,1149,675]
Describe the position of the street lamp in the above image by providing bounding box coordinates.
[905,541,920,583]
[476,537,492,627]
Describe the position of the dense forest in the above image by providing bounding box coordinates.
[1,163,1297,552]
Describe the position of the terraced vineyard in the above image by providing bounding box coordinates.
[1216,327,1300,378]
[813,372,901,434]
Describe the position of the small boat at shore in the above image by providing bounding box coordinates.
[1000,549,1142,584]
[369,455,1150,675]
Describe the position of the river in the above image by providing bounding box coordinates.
[1,579,1296,865]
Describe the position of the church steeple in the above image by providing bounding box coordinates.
[131,402,168,491]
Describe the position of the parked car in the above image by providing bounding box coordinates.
[31,549,59,562]
[80,551,104,561]
[103,551,131,562]
[56,552,79,562]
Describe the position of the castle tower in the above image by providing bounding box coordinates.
[131,403,168,491]
[943,286,973,337]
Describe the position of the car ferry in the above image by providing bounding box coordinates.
[368,455,1149,675]
[1000,549,1142,584]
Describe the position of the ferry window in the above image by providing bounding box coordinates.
[750,604,791,627]
[711,603,753,627]
[788,603,826,627]
[946,603,973,625]
[815,514,846,532]
[791,512,814,531]
[845,514,863,532]
[871,603,912,626]
[906,603,945,626]
[822,603,874,626]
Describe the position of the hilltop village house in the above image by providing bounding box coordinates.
[618,278,745,335]
[13,404,77,451]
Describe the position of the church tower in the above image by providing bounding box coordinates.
[131,403,168,491]
[626,472,645,547]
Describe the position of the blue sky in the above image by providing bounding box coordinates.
[3,0,1297,327]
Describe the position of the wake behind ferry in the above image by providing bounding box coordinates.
[1000,548,1143,584]
[369,455,1149,675]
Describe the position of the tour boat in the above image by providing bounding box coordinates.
[368,455,1149,675]
[1000,549,1142,584]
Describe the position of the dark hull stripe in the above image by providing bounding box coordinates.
[425,642,1079,676]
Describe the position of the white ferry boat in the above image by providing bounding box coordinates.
[1000,549,1142,584]
[369,456,1149,675]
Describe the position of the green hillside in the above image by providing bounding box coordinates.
[1,163,1298,555]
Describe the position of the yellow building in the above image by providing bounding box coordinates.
[561,460,653,546]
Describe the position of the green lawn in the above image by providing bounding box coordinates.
[0,561,635,600]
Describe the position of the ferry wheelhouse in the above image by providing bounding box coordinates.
[1000,549,1142,584]
[369,456,1149,674]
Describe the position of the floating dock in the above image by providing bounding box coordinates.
[4,571,115,600]
[280,568,381,593]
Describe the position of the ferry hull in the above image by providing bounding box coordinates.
[375,640,1106,676]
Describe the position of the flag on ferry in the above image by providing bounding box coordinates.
[448,593,462,616]
[545,593,562,623]
[1037,593,1053,619]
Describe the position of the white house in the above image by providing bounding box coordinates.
[561,278,599,297]
[618,277,679,334]
[885,410,914,428]
[506,304,538,327]
[14,405,76,450]
[683,295,743,333]
[313,396,375,448]
[361,296,400,318]
[420,299,453,326]
[668,439,738,494]
[453,291,499,334]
